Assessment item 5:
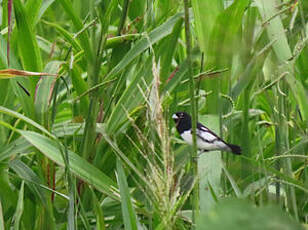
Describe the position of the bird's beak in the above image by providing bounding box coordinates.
[172,114,180,126]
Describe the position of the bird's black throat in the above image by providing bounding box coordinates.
[175,115,192,134]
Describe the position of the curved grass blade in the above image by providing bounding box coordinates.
[256,0,308,121]
[37,0,56,22]
[0,106,54,138]
[221,163,242,198]
[10,159,48,207]
[42,20,82,52]
[106,12,184,79]
[19,130,120,200]
[106,57,152,134]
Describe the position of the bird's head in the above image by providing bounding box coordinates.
[172,111,191,128]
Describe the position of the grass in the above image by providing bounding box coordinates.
[0,0,307,229]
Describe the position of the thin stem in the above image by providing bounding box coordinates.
[81,8,107,160]
[183,0,199,226]
[297,0,306,38]
[117,0,130,35]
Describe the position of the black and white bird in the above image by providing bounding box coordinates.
[172,111,241,155]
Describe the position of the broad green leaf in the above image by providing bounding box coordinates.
[162,59,188,96]
[106,12,184,79]
[25,0,42,26]
[19,130,120,200]
[106,57,153,134]
[0,34,22,69]
[98,125,150,189]
[159,18,184,84]
[198,114,222,213]
[70,65,89,117]
[37,0,56,22]
[59,0,93,62]
[14,0,42,74]
[42,20,82,52]
[230,40,272,100]
[196,199,305,230]
[0,163,17,215]
[0,35,36,119]
[0,106,53,138]
[34,61,61,126]
[201,0,250,113]
[295,45,308,88]
[9,158,57,230]
[191,0,223,53]
[256,0,308,121]
[205,0,249,67]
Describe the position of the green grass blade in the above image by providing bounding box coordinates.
[256,0,304,219]
[37,0,56,22]
[196,199,305,230]
[0,199,4,230]
[59,0,93,62]
[159,18,184,84]
[256,0,308,121]
[202,0,250,113]
[0,106,54,138]
[191,0,223,53]
[13,181,24,230]
[14,0,42,74]
[10,159,48,207]
[221,163,242,197]
[42,20,82,51]
[18,130,120,200]
[70,66,89,117]
[106,57,153,134]
[24,0,42,26]
[0,35,36,119]
[34,61,61,126]
[106,12,184,79]
[198,115,222,213]
[116,159,138,230]
[91,188,106,230]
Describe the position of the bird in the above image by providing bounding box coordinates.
[172,111,241,155]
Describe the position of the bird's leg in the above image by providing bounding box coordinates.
[198,149,208,157]
[192,149,208,161]
[192,155,199,161]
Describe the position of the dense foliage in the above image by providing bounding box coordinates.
[0,0,307,229]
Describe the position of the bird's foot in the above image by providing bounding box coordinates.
[192,155,199,162]
[192,151,207,161]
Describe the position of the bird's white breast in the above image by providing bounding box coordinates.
[180,130,194,145]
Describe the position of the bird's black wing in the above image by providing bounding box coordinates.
[196,122,228,144]
[195,122,241,155]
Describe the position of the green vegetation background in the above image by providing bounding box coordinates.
[0,0,307,229]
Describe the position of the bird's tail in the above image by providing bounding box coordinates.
[227,144,242,155]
